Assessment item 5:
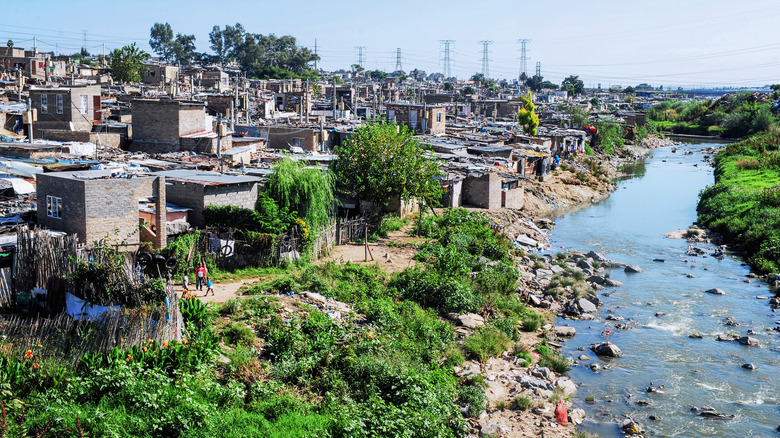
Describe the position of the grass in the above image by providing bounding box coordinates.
[463,328,510,362]
[514,395,532,411]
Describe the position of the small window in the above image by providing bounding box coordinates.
[293,138,304,147]
[40,95,48,114]
[80,94,88,114]
[436,112,442,123]
[46,195,62,219]
[55,95,63,114]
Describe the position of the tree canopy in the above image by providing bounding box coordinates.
[517,92,539,135]
[266,158,335,230]
[332,122,442,208]
[562,75,585,96]
[110,43,149,83]
[149,22,197,65]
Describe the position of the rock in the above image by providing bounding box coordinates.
[688,333,703,339]
[527,294,542,307]
[603,278,624,287]
[578,354,590,361]
[625,265,643,273]
[456,313,485,329]
[535,269,554,278]
[622,419,641,434]
[691,405,735,419]
[586,251,608,261]
[606,314,624,321]
[556,377,577,396]
[756,296,770,300]
[705,288,725,295]
[649,415,660,421]
[587,275,606,285]
[518,375,553,391]
[550,265,565,275]
[742,363,756,370]
[302,291,328,305]
[636,399,651,406]
[653,258,665,262]
[686,273,696,278]
[580,313,595,321]
[590,363,601,371]
[717,334,739,341]
[531,367,553,380]
[724,316,740,326]
[591,342,622,357]
[553,326,576,337]
[738,336,759,346]
[577,298,598,313]
[655,312,667,317]
[479,421,505,437]
[770,297,780,306]
[569,408,586,425]
[646,384,665,393]
[577,259,594,270]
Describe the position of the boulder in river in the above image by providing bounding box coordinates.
[586,251,608,261]
[591,342,622,357]
[577,298,598,314]
[624,265,643,273]
[603,278,624,287]
[738,336,759,346]
[691,406,735,419]
[742,363,756,370]
[553,326,576,337]
[716,334,739,342]
[705,288,725,295]
[724,316,740,326]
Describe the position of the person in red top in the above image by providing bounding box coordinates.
[195,263,207,291]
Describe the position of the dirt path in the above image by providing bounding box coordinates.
[316,226,424,274]
[176,280,246,304]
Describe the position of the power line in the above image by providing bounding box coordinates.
[395,48,402,72]
[354,46,366,69]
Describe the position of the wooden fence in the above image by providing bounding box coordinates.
[336,217,370,245]
[0,290,181,363]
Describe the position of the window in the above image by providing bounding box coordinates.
[293,138,304,147]
[80,94,88,114]
[46,196,62,219]
[55,95,63,114]
[436,112,442,123]
[40,95,48,114]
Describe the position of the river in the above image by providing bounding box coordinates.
[548,143,780,437]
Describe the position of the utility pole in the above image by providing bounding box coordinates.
[479,40,493,78]
[395,48,403,72]
[313,38,318,71]
[33,36,37,54]
[27,98,33,144]
[82,30,87,54]
[439,40,455,79]
[517,38,531,79]
[535,62,541,77]
[332,78,337,119]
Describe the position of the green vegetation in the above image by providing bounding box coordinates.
[517,91,540,135]
[109,43,149,83]
[698,132,780,273]
[332,121,443,209]
[648,92,779,138]
[266,158,335,230]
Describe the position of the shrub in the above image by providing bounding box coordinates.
[457,381,487,417]
[492,317,519,341]
[463,328,509,362]
[514,395,532,411]
[223,322,256,346]
[538,351,572,374]
[521,312,544,332]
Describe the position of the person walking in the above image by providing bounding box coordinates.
[182,270,189,291]
[195,263,207,291]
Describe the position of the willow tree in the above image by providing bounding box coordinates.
[266,158,335,230]
[517,91,539,135]
[332,121,442,209]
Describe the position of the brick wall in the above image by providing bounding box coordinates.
[204,181,258,211]
[501,187,524,209]
[462,173,500,209]
[267,127,318,151]
[37,175,87,239]
[166,181,206,227]
[179,105,205,136]
[132,99,181,145]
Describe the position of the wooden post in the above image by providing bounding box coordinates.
[364,224,368,261]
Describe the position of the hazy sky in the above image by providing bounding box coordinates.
[5,0,780,88]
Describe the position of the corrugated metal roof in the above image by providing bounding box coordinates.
[154,170,260,185]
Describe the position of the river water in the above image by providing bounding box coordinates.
[549,143,780,437]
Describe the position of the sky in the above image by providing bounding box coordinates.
[5,0,780,89]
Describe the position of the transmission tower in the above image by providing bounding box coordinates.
[479,40,493,78]
[439,40,455,79]
[354,46,366,69]
[517,38,531,78]
[535,62,541,77]
[395,48,403,72]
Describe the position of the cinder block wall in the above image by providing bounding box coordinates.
[37,175,87,239]
[131,100,181,144]
[204,182,258,211]
[166,181,206,227]
[462,173,500,209]
[502,187,524,209]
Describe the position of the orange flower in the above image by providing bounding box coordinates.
[142,346,148,352]
[182,339,187,344]
[147,339,153,343]
[33,363,38,369]
[173,330,177,334]
[126,355,133,361]
[37,343,42,348]
[24,350,32,359]
[163,341,169,348]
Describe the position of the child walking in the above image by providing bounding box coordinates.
[205,277,214,297]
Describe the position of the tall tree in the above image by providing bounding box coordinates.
[562,75,585,96]
[266,158,335,230]
[517,92,539,135]
[222,23,246,62]
[149,22,174,61]
[171,33,197,65]
[110,43,149,83]
[209,25,226,66]
[332,121,442,208]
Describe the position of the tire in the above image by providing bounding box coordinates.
[165,257,178,270]
[137,252,152,266]
[239,244,253,255]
